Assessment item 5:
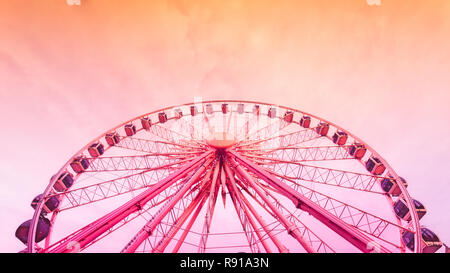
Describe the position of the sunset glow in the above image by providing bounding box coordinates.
[1,0,449,253]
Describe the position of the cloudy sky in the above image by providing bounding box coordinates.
[1,0,449,252]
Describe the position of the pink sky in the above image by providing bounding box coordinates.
[1,0,449,252]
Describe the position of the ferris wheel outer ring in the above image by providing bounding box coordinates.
[26,100,422,253]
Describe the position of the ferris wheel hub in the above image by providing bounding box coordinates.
[206,132,236,149]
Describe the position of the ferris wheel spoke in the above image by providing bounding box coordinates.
[225,108,234,134]
[151,119,206,147]
[42,151,213,253]
[246,156,384,194]
[264,166,384,195]
[234,113,260,141]
[153,187,211,253]
[227,150,394,253]
[85,153,200,173]
[173,116,196,139]
[264,171,409,249]
[44,174,187,253]
[239,118,291,146]
[116,136,204,154]
[234,177,335,253]
[200,106,216,138]
[198,161,221,253]
[227,158,316,253]
[236,192,289,253]
[75,181,186,252]
[225,163,289,253]
[239,145,354,162]
[145,181,210,253]
[260,179,405,250]
[121,156,215,253]
[52,158,197,211]
[132,159,215,253]
[237,120,281,146]
[147,162,215,253]
[237,127,322,150]
[193,114,212,141]
[149,122,190,142]
[252,118,291,141]
[261,180,406,252]
[171,192,210,253]
[173,116,209,142]
[237,126,303,147]
[223,162,270,253]
[44,160,205,253]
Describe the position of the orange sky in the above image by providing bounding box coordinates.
[1,0,449,252]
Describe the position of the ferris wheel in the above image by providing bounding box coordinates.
[15,100,443,253]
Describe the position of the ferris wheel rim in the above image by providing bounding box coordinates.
[26,99,423,253]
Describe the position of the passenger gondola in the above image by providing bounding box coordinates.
[299,116,311,128]
[140,117,151,130]
[52,172,74,192]
[15,217,51,245]
[88,142,104,157]
[366,156,386,175]
[190,105,198,116]
[402,227,442,253]
[283,111,294,123]
[31,194,60,214]
[70,155,90,174]
[380,174,408,196]
[124,123,136,136]
[393,198,426,221]
[316,122,329,136]
[158,112,168,123]
[105,131,120,146]
[332,131,348,145]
